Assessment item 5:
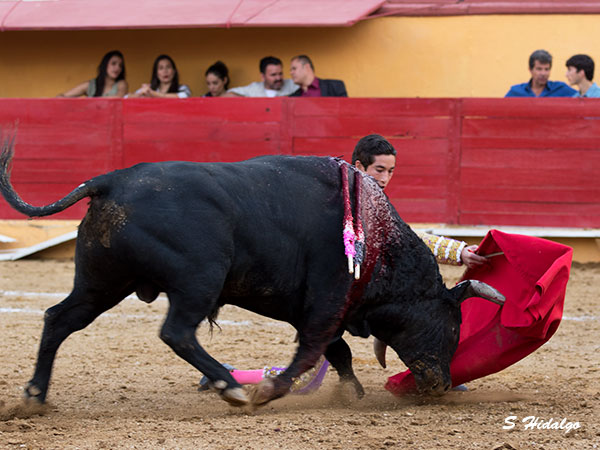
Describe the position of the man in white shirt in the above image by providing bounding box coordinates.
[227,56,297,97]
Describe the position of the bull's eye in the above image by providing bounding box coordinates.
[450,327,458,343]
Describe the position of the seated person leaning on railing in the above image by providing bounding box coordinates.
[57,50,128,98]
[129,54,191,99]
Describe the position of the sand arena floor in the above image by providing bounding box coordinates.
[0,260,598,449]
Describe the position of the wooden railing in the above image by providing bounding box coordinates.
[0,97,597,227]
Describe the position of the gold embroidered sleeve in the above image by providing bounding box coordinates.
[416,232,466,266]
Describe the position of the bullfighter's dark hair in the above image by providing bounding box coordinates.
[566,54,595,81]
[260,56,283,74]
[205,61,230,90]
[94,50,126,98]
[529,49,552,69]
[351,134,397,169]
[291,54,314,71]
[150,54,180,93]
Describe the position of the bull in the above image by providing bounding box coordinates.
[0,136,503,407]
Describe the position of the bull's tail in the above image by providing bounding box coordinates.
[0,134,96,218]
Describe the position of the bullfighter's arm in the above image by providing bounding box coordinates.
[417,233,488,268]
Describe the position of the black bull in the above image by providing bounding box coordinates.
[0,138,504,407]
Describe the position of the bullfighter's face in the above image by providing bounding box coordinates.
[356,154,396,190]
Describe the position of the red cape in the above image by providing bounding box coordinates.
[385,230,573,395]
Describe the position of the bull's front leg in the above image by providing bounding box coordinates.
[250,302,348,406]
[249,335,328,406]
[324,336,365,399]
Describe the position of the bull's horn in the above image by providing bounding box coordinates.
[373,337,387,369]
[455,280,506,305]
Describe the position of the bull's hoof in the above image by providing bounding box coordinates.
[339,376,365,399]
[23,383,45,403]
[221,387,249,407]
[352,381,365,399]
[249,378,275,406]
[333,381,364,406]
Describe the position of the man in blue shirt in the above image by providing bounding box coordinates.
[505,49,577,97]
[565,54,600,98]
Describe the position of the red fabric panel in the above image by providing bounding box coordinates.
[293,116,451,139]
[122,98,283,167]
[0,99,119,220]
[463,118,600,139]
[458,99,599,227]
[123,98,283,122]
[289,98,456,224]
[385,230,573,395]
[387,199,449,223]
[463,136,600,151]
[461,147,600,168]
[460,186,599,205]
[122,141,283,166]
[0,98,599,227]
[462,98,600,118]
[459,213,600,228]
[292,137,356,158]
[291,98,454,117]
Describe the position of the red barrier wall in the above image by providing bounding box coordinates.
[0,98,597,227]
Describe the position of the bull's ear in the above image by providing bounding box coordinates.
[451,280,506,306]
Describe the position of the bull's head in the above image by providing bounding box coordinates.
[368,280,504,395]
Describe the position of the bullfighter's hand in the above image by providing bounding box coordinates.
[461,245,488,268]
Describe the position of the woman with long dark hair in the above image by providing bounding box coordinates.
[58,50,127,97]
[130,54,191,98]
[204,61,230,97]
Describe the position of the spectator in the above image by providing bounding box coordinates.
[227,56,297,97]
[129,55,191,98]
[505,49,576,97]
[204,61,229,97]
[565,54,600,98]
[289,55,347,97]
[58,50,128,98]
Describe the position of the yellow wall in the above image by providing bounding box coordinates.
[1,15,599,98]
